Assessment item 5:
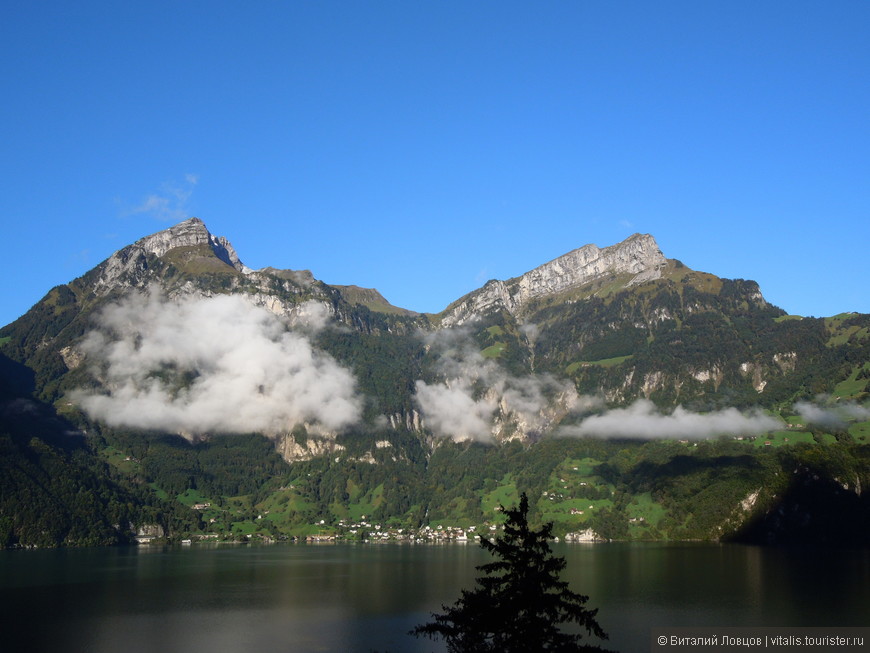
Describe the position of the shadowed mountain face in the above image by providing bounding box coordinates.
[727,470,870,547]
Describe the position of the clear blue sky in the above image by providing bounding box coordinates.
[2,1,868,326]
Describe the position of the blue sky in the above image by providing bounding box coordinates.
[2,1,868,326]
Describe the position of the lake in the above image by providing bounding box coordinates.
[1,542,868,652]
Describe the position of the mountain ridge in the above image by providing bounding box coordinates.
[3,217,862,425]
[440,232,673,326]
[83,218,724,320]
[1,217,868,549]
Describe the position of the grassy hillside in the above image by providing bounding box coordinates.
[31,417,863,547]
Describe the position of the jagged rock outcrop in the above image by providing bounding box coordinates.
[92,217,249,294]
[773,352,798,374]
[739,362,768,393]
[59,345,84,371]
[136,524,165,539]
[441,233,667,326]
[513,233,667,300]
[388,410,424,432]
[275,434,346,463]
[136,217,248,271]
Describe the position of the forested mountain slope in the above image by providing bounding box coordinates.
[1,218,868,547]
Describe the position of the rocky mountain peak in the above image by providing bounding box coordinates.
[91,218,249,295]
[441,233,668,326]
[515,233,667,302]
[136,216,210,257]
[135,217,248,272]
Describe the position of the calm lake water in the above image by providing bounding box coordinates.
[1,542,868,652]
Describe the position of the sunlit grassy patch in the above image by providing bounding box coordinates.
[566,355,632,374]
[752,430,816,448]
[479,474,518,515]
[482,342,506,358]
[849,421,870,443]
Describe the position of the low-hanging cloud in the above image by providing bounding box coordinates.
[72,289,362,437]
[414,328,598,442]
[559,399,781,440]
[289,300,333,332]
[794,399,870,429]
[414,378,497,442]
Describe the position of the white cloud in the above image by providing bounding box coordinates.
[559,399,780,440]
[128,174,198,222]
[290,300,334,332]
[414,327,594,442]
[794,399,870,429]
[414,378,497,442]
[519,322,539,342]
[842,403,870,420]
[72,289,361,437]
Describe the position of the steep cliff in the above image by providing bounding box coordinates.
[91,217,249,295]
[440,233,668,326]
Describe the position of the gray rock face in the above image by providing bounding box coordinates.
[133,217,249,272]
[92,217,249,294]
[442,233,667,326]
[83,218,401,333]
[275,432,345,463]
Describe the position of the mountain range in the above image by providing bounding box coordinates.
[1,218,868,548]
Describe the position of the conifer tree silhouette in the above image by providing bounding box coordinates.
[411,492,615,652]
